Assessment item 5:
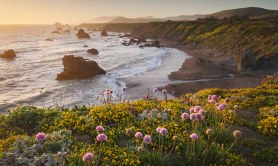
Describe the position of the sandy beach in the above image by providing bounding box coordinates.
[123,39,269,98]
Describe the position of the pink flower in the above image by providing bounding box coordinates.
[135,132,143,139]
[234,105,238,109]
[208,95,212,100]
[163,83,168,89]
[194,106,201,112]
[96,126,104,133]
[190,113,199,121]
[199,109,206,116]
[190,133,198,140]
[82,152,93,161]
[189,107,195,113]
[96,133,107,141]
[143,135,152,143]
[162,90,167,94]
[153,88,158,93]
[211,95,218,101]
[181,112,189,120]
[156,127,162,133]
[208,99,216,104]
[36,132,46,141]
[159,128,168,136]
[217,104,226,111]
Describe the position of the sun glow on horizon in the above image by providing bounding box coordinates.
[0,0,277,24]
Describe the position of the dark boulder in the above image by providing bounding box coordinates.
[101,30,108,36]
[120,33,131,38]
[139,41,161,48]
[76,29,90,39]
[56,27,62,31]
[46,38,53,41]
[56,55,106,80]
[83,45,88,48]
[51,30,61,34]
[137,36,146,44]
[0,50,16,59]
[152,40,160,48]
[128,38,138,45]
[64,29,70,33]
[87,48,99,55]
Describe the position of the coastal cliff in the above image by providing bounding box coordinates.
[132,21,278,72]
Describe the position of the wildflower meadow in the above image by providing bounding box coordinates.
[0,74,277,165]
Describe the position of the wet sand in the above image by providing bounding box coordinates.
[123,39,272,99]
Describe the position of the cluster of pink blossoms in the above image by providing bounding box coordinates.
[96,126,104,133]
[181,112,189,120]
[208,95,231,111]
[187,106,206,121]
[216,103,226,111]
[36,132,46,141]
[135,132,143,139]
[96,133,107,142]
[143,135,152,144]
[82,152,93,161]
[95,126,107,141]
[208,95,218,103]
[190,133,198,140]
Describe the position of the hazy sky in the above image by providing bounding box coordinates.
[0,0,277,24]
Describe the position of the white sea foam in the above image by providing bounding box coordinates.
[0,25,187,112]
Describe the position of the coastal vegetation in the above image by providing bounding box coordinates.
[0,74,277,165]
[132,20,278,72]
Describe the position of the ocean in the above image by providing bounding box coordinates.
[0,25,188,112]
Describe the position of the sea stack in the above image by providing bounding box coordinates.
[101,30,108,36]
[87,48,99,55]
[56,55,106,80]
[0,50,16,59]
[76,29,90,39]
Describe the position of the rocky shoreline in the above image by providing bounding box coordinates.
[158,40,275,96]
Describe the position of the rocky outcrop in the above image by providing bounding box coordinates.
[152,40,160,48]
[138,36,146,43]
[76,29,90,39]
[0,50,16,59]
[56,55,106,80]
[87,48,99,55]
[101,30,108,36]
[51,31,61,34]
[56,27,62,31]
[132,21,278,72]
[119,33,131,38]
[46,38,53,41]
[122,38,160,48]
[63,29,70,33]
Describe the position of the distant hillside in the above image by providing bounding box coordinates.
[87,16,119,23]
[132,21,278,72]
[85,7,277,24]
[164,14,208,21]
[108,16,163,23]
[85,15,208,24]
[211,7,278,19]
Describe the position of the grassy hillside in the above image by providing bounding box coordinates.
[133,20,278,71]
[211,7,278,19]
[0,74,277,165]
